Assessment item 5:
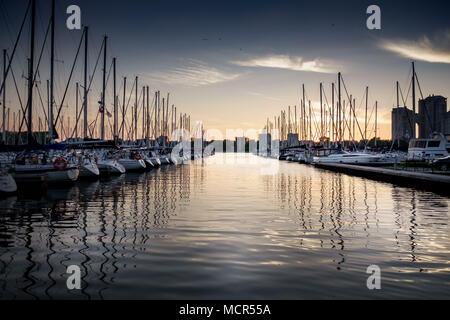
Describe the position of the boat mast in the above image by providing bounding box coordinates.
[134,76,138,142]
[365,86,368,142]
[166,93,170,139]
[396,81,400,147]
[146,86,150,146]
[101,36,107,140]
[309,100,312,144]
[75,82,78,137]
[320,82,323,143]
[122,77,126,141]
[83,26,89,139]
[2,49,6,143]
[302,84,305,143]
[49,0,55,142]
[154,91,157,144]
[113,57,117,139]
[332,83,335,145]
[375,101,378,148]
[338,72,342,147]
[411,61,416,139]
[27,0,36,144]
[142,86,145,141]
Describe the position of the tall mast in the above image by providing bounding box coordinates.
[75,82,78,137]
[302,84,305,142]
[411,61,416,139]
[101,36,107,140]
[365,86,368,141]
[320,82,323,142]
[171,104,174,138]
[83,26,89,139]
[27,0,36,144]
[375,101,378,148]
[332,83,335,144]
[122,77,126,141]
[309,100,312,144]
[113,57,117,139]
[2,49,6,143]
[338,72,342,146]
[166,93,170,138]
[49,0,55,141]
[142,86,145,140]
[146,86,150,145]
[134,76,138,142]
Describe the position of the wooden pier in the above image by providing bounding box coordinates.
[314,163,450,194]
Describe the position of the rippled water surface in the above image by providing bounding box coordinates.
[0,154,449,299]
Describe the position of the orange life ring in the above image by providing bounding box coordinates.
[135,154,142,161]
[53,158,68,171]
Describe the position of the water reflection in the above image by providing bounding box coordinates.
[0,155,449,299]
[0,166,191,300]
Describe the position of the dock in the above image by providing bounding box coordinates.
[314,163,450,194]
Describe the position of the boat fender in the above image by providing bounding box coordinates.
[135,154,142,161]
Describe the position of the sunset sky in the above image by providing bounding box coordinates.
[1,0,450,140]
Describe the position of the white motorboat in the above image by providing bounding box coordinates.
[0,167,17,195]
[407,133,450,161]
[314,151,382,165]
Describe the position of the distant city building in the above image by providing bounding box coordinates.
[418,95,448,138]
[391,107,415,142]
[392,95,450,141]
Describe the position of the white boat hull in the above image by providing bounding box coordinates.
[79,163,100,178]
[98,160,126,175]
[118,159,147,171]
[314,153,381,165]
[0,173,17,194]
[12,164,79,183]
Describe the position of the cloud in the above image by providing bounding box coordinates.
[248,91,283,102]
[147,59,240,86]
[380,31,450,64]
[231,55,339,74]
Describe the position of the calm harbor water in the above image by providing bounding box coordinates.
[0,154,449,299]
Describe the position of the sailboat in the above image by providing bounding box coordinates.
[117,149,147,171]
[96,150,126,175]
[0,166,17,195]
[77,152,100,178]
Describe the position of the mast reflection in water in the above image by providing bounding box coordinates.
[0,155,449,299]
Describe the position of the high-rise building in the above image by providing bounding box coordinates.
[418,95,448,138]
[391,107,415,142]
